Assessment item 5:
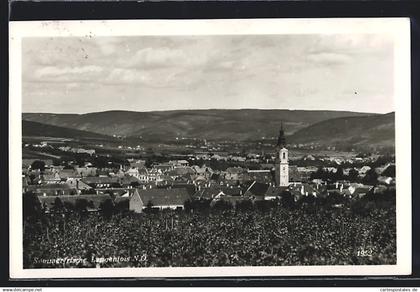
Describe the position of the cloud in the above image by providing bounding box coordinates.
[22,34,394,114]
[306,52,352,66]
[119,47,211,69]
[104,67,197,89]
[32,65,104,82]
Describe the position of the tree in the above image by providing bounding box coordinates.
[236,199,253,212]
[184,199,193,213]
[75,198,88,216]
[115,200,129,213]
[281,191,295,209]
[144,201,154,213]
[31,160,45,172]
[348,168,359,182]
[63,201,75,212]
[28,173,36,184]
[212,200,233,212]
[334,166,344,181]
[381,165,395,177]
[100,199,115,219]
[51,197,65,213]
[324,191,347,207]
[23,191,42,221]
[362,168,378,185]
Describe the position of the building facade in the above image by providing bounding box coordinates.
[275,124,289,187]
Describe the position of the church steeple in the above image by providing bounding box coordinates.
[276,122,286,148]
[275,122,289,187]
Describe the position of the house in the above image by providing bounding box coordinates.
[153,164,174,173]
[166,183,197,197]
[65,178,92,191]
[126,167,139,177]
[27,183,77,196]
[81,176,121,189]
[210,173,222,183]
[323,167,337,173]
[167,167,195,179]
[260,163,275,170]
[288,183,323,200]
[352,186,373,198]
[156,175,174,186]
[128,188,191,213]
[224,167,244,180]
[212,186,243,200]
[129,160,146,169]
[210,194,245,207]
[169,160,190,167]
[41,171,61,183]
[377,176,395,185]
[288,165,302,182]
[58,169,80,180]
[243,181,270,201]
[133,168,149,182]
[193,187,219,200]
[246,169,273,184]
[348,183,367,194]
[119,175,141,188]
[75,166,97,177]
[192,165,213,177]
[381,164,396,177]
[38,194,113,212]
[347,183,373,198]
[358,166,372,176]
[264,185,287,200]
[193,175,207,183]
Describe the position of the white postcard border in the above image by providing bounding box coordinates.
[9,18,412,278]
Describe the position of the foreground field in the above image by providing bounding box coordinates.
[23,206,396,268]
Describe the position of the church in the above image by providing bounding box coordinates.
[275,124,289,187]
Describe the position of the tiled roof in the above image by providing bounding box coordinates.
[225,167,244,174]
[81,176,120,184]
[137,188,191,206]
[245,181,270,197]
[27,183,72,190]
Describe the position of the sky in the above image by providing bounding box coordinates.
[22,34,394,114]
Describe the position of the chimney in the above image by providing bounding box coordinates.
[335,182,338,189]
[340,184,343,192]
[301,185,304,195]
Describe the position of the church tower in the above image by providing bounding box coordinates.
[275,123,289,187]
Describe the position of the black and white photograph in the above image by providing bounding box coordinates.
[9,19,412,278]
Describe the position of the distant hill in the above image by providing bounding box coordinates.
[22,109,372,141]
[22,120,112,140]
[289,112,395,148]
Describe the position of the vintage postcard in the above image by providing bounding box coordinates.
[9,18,411,278]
